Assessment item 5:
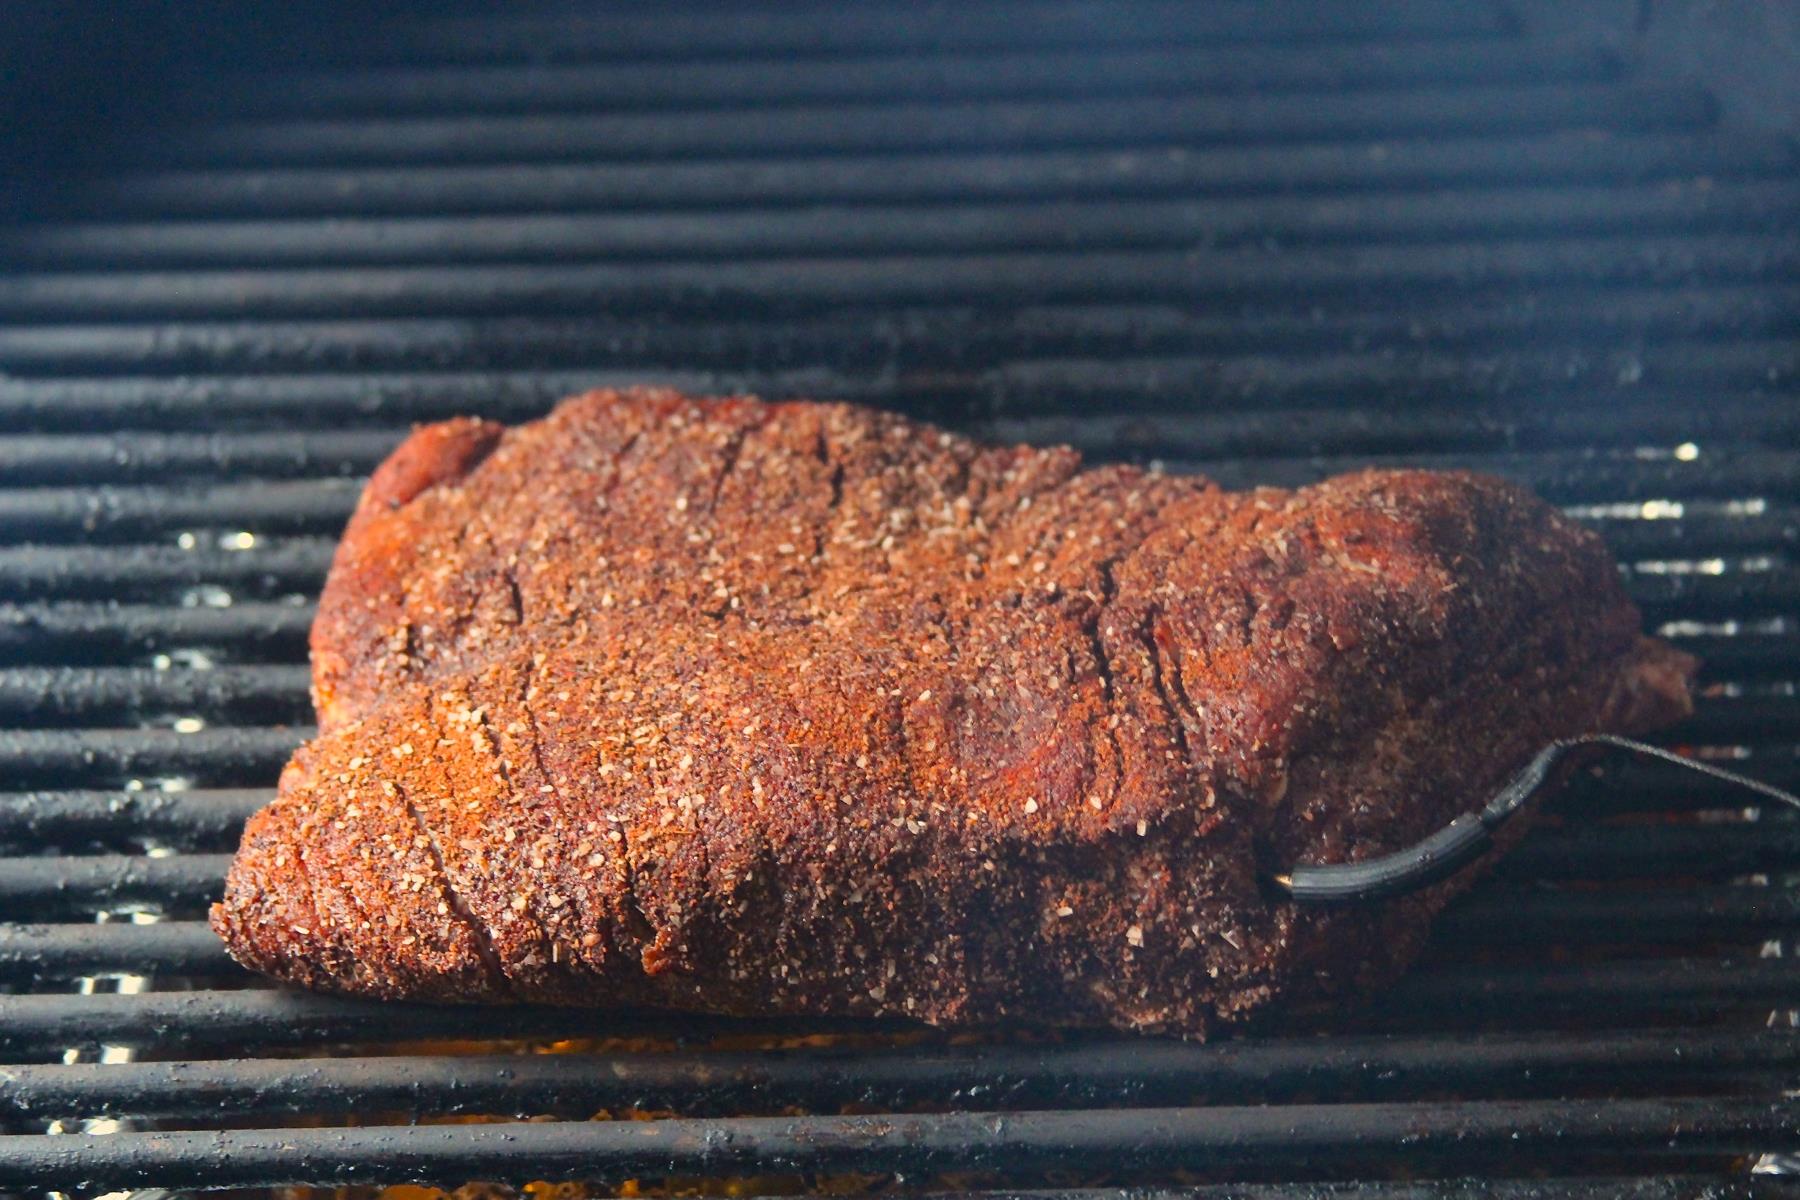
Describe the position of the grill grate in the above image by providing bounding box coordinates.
[1,0,1797,1195]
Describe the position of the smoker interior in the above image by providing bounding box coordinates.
[0,1,1797,1195]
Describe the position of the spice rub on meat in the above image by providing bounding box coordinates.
[213,389,1694,1036]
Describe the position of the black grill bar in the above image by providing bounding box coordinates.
[1632,571,1800,622]
[142,82,1715,171]
[350,3,1508,64]
[0,921,230,981]
[5,236,1797,321]
[0,541,337,602]
[0,988,912,1057]
[0,853,230,918]
[992,343,1800,414]
[8,371,1790,443]
[1576,510,1797,561]
[10,181,1796,271]
[1361,956,1800,1022]
[5,287,1798,382]
[1663,696,1800,744]
[211,38,1617,119]
[0,789,265,850]
[675,1187,1800,1200]
[0,727,305,787]
[1435,886,1800,946]
[0,480,364,541]
[0,602,313,665]
[4,957,1791,1058]
[1502,821,1800,880]
[5,1029,1793,1124]
[5,353,1791,434]
[0,431,399,485]
[5,1096,1792,1193]
[8,1186,1754,1200]
[0,666,312,725]
[67,132,1798,220]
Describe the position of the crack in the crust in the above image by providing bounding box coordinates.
[1159,610,1208,765]
[583,427,644,536]
[501,565,526,627]
[824,457,847,520]
[1141,605,1201,771]
[811,422,849,575]
[1081,565,1127,810]
[1235,582,1259,650]
[888,678,926,825]
[267,811,340,991]
[607,428,645,498]
[393,778,512,998]
[607,807,657,967]
[513,660,655,965]
[813,423,846,514]
[708,419,756,512]
[1075,484,1205,807]
[416,459,513,659]
[466,693,565,983]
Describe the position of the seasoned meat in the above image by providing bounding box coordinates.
[212,389,1694,1036]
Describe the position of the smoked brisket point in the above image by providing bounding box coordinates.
[213,390,1695,1036]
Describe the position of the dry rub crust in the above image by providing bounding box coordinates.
[213,390,1695,1035]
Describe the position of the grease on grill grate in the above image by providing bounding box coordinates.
[0,0,1797,1195]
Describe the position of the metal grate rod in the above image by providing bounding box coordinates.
[0,727,306,787]
[1,1096,1790,1192]
[66,132,1799,220]
[206,38,1618,119]
[3,287,1797,377]
[0,789,266,849]
[4,1029,1794,1123]
[141,83,1716,171]
[1,957,1790,1056]
[0,603,313,664]
[355,3,1510,64]
[4,235,1796,321]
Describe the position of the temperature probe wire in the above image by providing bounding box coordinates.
[1272,734,1800,903]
